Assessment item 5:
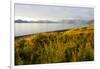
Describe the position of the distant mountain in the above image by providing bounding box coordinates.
[67,20,87,24]
[15,19,93,25]
[15,19,33,23]
[15,19,58,23]
[87,20,94,25]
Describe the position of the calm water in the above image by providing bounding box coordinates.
[15,22,87,36]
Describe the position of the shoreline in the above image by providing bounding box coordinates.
[15,24,93,38]
[15,29,70,38]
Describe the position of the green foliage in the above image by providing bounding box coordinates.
[15,25,94,65]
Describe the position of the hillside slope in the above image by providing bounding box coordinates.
[15,25,94,65]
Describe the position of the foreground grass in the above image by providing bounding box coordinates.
[15,25,94,65]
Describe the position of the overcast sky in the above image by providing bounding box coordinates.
[15,3,94,21]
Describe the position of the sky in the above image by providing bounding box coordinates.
[15,3,94,21]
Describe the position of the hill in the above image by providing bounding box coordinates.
[15,25,94,65]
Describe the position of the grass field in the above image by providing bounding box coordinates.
[15,24,94,65]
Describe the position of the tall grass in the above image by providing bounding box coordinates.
[15,25,94,65]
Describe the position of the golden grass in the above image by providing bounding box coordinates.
[15,25,94,65]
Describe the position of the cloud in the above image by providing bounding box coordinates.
[15,4,94,21]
